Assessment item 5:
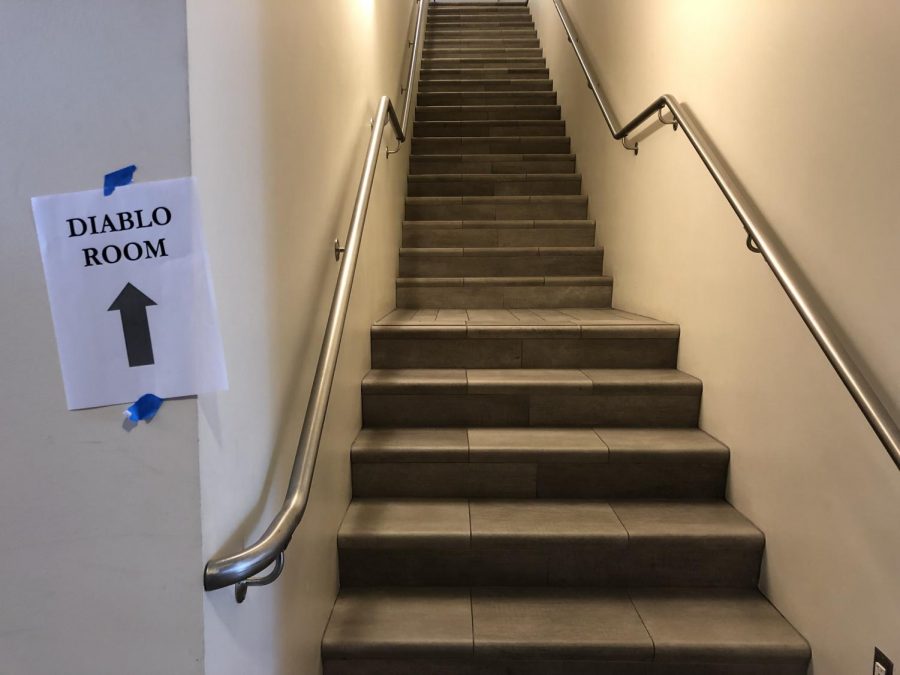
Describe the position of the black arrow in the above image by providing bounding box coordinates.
[108,283,157,367]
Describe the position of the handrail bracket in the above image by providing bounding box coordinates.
[234,552,285,604]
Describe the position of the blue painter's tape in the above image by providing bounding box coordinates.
[103,165,137,196]
[124,393,164,422]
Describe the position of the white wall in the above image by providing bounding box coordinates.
[530,1,900,673]
[186,1,413,673]
[0,2,204,674]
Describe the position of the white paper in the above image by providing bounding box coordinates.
[32,177,228,410]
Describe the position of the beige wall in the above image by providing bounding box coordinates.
[0,1,203,673]
[186,1,413,672]
[530,1,900,673]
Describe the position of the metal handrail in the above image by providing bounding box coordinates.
[552,0,900,470]
[203,0,429,601]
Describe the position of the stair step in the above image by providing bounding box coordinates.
[413,120,564,138]
[430,7,530,13]
[415,105,560,122]
[428,20,535,28]
[405,195,584,220]
[352,427,726,499]
[418,79,552,92]
[430,4,530,8]
[408,173,580,197]
[429,10,532,17]
[361,368,699,426]
[322,588,810,674]
[428,11,533,17]
[420,67,548,81]
[395,277,611,310]
[418,91,556,105]
[337,498,761,587]
[398,245,600,276]
[371,314,680,368]
[426,26,538,35]
[412,136,569,155]
[423,47,543,58]
[410,152,573,174]
[424,38,541,48]
[396,276,611,309]
[429,17,532,24]
[402,218,594,247]
[422,57,546,68]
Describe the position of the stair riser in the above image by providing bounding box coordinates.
[402,225,594,247]
[429,11,532,18]
[429,12,533,18]
[339,539,760,588]
[425,35,538,45]
[325,659,809,675]
[426,28,538,37]
[424,39,541,48]
[410,156,574,173]
[419,92,556,105]
[408,177,581,197]
[413,122,564,137]
[428,20,535,28]
[429,7,531,13]
[414,106,560,122]
[422,58,546,69]
[428,9,532,18]
[396,284,611,309]
[362,391,699,427]
[412,138,570,155]
[405,198,584,220]
[423,48,543,58]
[418,80,552,92]
[352,459,724,499]
[372,336,677,369]
[399,253,601,276]
[421,69,549,81]
[430,7,531,12]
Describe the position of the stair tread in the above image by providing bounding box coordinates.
[415,106,561,114]
[406,194,584,202]
[422,58,546,63]
[351,427,725,464]
[409,173,578,182]
[419,78,549,84]
[323,587,809,663]
[399,245,598,255]
[422,49,544,56]
[372,322,676,339]
[412,137,570,148]
[362,368,700,394]
[402,217,589,227]
[427,30,536,34]
[396,275,611,286]
[339,498,759,549]
[421,67,545,73]
[411,156,572,166]
[375,307,662,325]
[414,120,563,127]
[418,93,558,103]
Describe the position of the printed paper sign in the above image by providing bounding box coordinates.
[32,177,228,410]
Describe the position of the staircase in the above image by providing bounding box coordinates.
[322,2,810,673]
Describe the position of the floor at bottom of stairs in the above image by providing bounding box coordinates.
[322,586,810,675]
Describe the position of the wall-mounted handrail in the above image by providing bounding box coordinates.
[203,0,429,601]
[399,0,428,139]
[551,0,900,470]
